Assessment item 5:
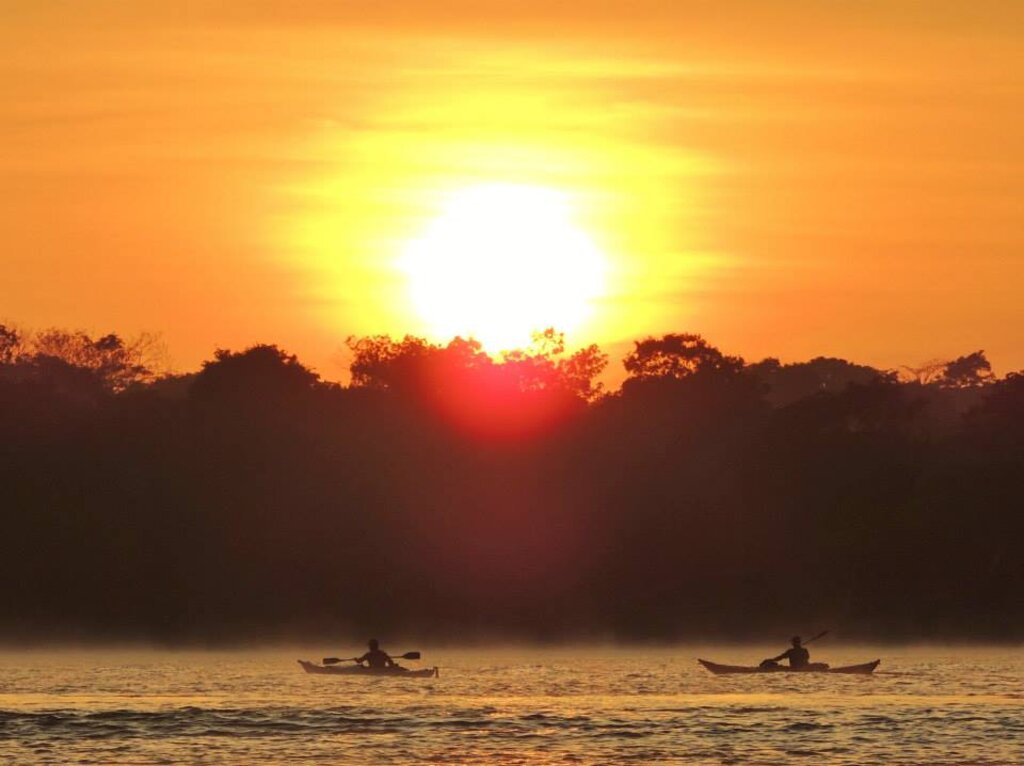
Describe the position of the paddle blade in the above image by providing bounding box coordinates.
[398,651,421,660]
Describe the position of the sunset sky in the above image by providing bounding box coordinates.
[2,1,1022,381]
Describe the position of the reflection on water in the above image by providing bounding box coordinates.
[0,646,1021,764]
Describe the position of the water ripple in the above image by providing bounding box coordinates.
[0,647,1022,765]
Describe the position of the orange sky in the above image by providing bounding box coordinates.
[2,1,1022,382]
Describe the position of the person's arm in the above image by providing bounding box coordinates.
[354,652,368,665]
[383,652,395,667]
[767,649,790,662]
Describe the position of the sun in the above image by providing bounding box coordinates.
[400,183,607,351]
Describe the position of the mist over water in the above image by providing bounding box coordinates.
[1,645,1021,765]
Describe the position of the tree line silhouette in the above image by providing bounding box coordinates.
[1,323,1020,642]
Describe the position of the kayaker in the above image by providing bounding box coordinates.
[763,636,810,669]
[355,639,395,669]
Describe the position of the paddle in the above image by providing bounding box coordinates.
[322,651,421,665]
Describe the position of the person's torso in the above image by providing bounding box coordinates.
[787,647,810,667]
[365,649,389,668]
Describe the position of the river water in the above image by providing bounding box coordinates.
[0,645,1020,765]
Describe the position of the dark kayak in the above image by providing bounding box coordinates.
[298,660,439,678]
[698,658,880,675]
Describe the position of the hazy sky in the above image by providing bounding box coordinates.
[2,1,1022,380]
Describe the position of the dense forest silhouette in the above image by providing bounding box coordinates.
[1,323,1021,642]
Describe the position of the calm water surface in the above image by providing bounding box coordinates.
[0,646,1021,764]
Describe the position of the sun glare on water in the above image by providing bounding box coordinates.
[400,184,607,351]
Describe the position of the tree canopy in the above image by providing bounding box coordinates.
[0,321,1020,642]
[623,333,745,380]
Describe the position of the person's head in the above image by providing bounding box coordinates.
[791,636,802,647]
[368,638,379,651]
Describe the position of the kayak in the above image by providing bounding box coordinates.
[298,660,439,678]
[698,659,880,675]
